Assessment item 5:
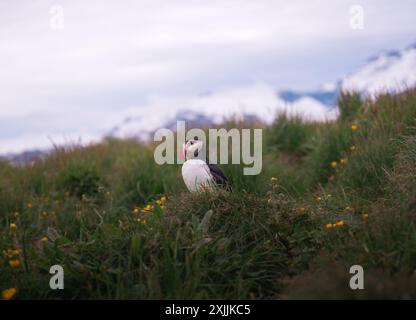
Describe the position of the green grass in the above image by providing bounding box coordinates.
[1,88,416,299]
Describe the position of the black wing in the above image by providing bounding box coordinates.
[207,163,232,191]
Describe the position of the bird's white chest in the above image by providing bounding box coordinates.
[182,159,214,192]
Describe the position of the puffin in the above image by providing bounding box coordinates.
[181,137,231,193]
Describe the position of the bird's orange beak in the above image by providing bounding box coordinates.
[180,143,186,160]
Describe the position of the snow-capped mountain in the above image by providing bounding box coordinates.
[278,43,416,104]
[110,39,416,139]
[278,88,338,108]
[111,40,416,139]
[108,84,339,140]
[110,43,416,140]
[5,42,416,160]
[341,43,416,95]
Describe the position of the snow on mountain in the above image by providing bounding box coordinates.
[6,42,416,157]
[342,44,416,95]
[278,88,338,107]
[111,41,416,140]
[109,84,337,140]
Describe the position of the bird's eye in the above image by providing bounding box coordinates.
[190,141,194,145]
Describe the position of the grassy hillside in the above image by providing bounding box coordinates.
[1,88,416,299]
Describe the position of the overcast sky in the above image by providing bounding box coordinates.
[0,0,415,153]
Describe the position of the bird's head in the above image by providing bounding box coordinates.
[181,136,204,160]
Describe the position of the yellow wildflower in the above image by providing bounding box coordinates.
[351,124,358,131]
[160,196,167,202]
[27,203,32,209]
[270,176,278,181]
[2,288,17,300]
[142,204,153,213]
[299,207,305,214]
[137,218,148,225]
[325,223,333,229]
[40,236,48,242]
[362,213,369,220]
[8,259,20,268]
[330,161,337,168]
[316,196,322,201]
[335,220,345,227]
[9,223,17,229]
[350,145,356,151]
[133,207,140,215]
[3,249,13,258]
[340,158,348,165]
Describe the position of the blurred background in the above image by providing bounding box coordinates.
[0,0,415,154]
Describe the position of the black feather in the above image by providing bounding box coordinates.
[207,163,232,191]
